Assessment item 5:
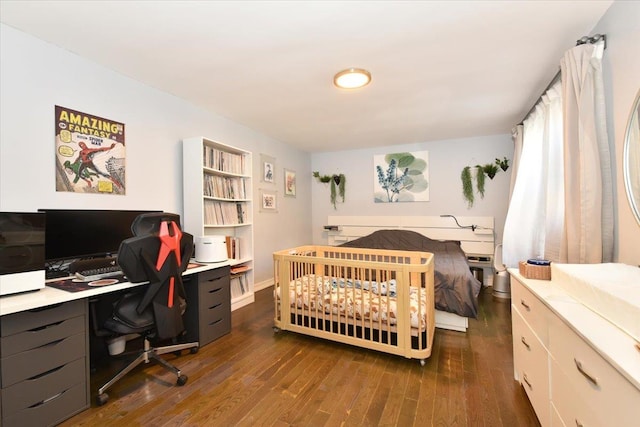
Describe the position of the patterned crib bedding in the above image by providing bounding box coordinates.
[278,274,428,329]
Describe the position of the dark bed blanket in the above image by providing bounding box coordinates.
[339,229,481,318]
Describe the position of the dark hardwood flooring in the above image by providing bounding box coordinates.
[61,286,540,426]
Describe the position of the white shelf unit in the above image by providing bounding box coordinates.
[182,137,254,311]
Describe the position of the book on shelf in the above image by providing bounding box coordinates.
[203,200,247,225]
[230,265,249,275]
[225,236,242,260]
[203,175,246,199]
[202,146,245,174]
[230,274,247,299]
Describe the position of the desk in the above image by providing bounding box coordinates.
[0,261,229,427]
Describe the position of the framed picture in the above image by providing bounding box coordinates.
[374,151,429,203]
[260,189,278,212]
[284,169,296,197]
[261,154,276,184]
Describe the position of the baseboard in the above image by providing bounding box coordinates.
[254,278,274,292]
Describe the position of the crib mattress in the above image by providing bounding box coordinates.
[277,274,428,330]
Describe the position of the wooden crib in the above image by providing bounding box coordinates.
[273,245,435,364]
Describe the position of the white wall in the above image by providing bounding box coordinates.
[593,1,640,265]
[311,134,513,245]
[0,24,312,284]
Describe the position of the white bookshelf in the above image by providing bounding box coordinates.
[182,137,254,311]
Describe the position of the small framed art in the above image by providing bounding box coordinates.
[261,154,276,184]
[284,169,296,197]
[260,189,278,212]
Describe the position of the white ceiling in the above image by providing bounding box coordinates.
[0,1,613,152]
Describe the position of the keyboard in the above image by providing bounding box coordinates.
[75,265,123,282]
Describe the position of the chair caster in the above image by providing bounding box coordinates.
[177,374,188,386]
[190,346,199,354]
[273,326,280,333]
[419,359,426,367]
[96,393,109,406]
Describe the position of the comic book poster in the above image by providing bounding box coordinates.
[55,105,126,194]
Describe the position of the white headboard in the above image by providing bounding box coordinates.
[325,215,495,263]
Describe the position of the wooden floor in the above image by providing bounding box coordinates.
[61,286,540,426]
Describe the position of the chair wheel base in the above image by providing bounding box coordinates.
[190,346,199,354]
[96,393,109,406]
[177,374,188,386]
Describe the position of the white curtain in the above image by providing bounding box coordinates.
[509,125,524,199]
[503,40,613,267]
[503,83,563,268]
[561,41,613,263]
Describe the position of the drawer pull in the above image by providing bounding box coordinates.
[207,276,223,283]
[523,373,532,389]
[209,303,222,310]
[29,391,64,408]
[521,336,530,350]
[574,358,598,387]
[209,318,222,326]
[520,299,530,310]
[208,287,222,294]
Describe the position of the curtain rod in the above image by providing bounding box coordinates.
[517,33,607,125]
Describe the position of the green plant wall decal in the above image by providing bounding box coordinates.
[461,166,474,207]
[374,151,429,203]
[460,157,510,208]
[313,171,346,209]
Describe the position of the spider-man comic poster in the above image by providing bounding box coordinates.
[55,105,126,194]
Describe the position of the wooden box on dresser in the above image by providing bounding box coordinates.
[183,137,254,312]
[0,300,90,427]
[510,270,640,427]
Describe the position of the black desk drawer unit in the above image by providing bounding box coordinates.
[0,299,90,427]
[184,265,231,347]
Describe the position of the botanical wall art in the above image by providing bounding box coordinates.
[260,189,278,212]
[284,169,296,197]
[260,154,275,184]
[374,151,429,203]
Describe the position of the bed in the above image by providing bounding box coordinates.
[273,245,435,364]
[325,216,495,332]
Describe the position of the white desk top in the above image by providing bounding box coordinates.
[509,269,640,391]
[0,260,229,317]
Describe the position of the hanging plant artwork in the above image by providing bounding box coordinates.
[461,166,474,207]
[460,157,510,208]
[374,151,429,203]
[313,171,346,209]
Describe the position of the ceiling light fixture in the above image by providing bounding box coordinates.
[333,68,371,89]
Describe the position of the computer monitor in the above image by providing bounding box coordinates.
[39,209,160,263]
[0,212,46,295]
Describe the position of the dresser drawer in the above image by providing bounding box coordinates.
[550,401,566,427]
[2,382,87,427]
[511,277,549,346]
[198,265,230,284]
[512,308,550,426]
[199,315,231,346]
[200,280,229,308]
[0,299,85,337]
[550,358,597,427]
[1,332,86,388]
[548,315,640,426]
[0,315,85,357]
[1,358,86,418]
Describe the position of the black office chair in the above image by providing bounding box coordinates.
[95,212,199,406]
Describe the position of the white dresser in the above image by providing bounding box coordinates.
[510,269,640,427]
